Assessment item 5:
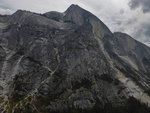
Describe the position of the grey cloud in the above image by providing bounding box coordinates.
[129,0,150,13]
[0,8,13,15]
[126,18,137,25]
[131,23,150,46]
[0,0,14,10]
[0,4,9,10]
[119,9,125,14]
[116,21,122,25]
[143,24,150,37]
[0,0,14,15]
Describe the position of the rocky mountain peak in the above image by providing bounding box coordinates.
[65,4,84,13]
[64,4,92,25]
[8,9,38,24]
[43,11,64,22]
[64,4,112,37]
[0,4,150,113]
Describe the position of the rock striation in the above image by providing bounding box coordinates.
[0,4,150,113]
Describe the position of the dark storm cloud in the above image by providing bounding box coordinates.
[129,0,150,13]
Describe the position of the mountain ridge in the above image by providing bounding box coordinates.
[0,4,150,113]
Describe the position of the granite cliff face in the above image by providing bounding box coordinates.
[0,4,150,113]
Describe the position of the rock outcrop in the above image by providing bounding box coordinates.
[0,4,150,113]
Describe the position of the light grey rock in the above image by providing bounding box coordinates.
[0,4,150,113]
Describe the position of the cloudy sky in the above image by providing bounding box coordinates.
[0,0,150,47]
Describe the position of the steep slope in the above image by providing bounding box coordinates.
[0,4,150,113]
[44,4,112,37]
[9,10,77,30]
[103,32,150,89]
[43,11,64,22]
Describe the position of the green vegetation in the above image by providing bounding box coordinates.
[113,78,120,85]
[50,97,150,113]
[100,74,113,83]
[72,78,93,90]
[0,97,4,104]
[10,75,27,102]
[3,94,150,113]
[145,86,150,96]
[4,95,34,113]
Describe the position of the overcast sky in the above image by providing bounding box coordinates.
[0,0,150,47]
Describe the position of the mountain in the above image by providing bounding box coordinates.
[0,4,150,113]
